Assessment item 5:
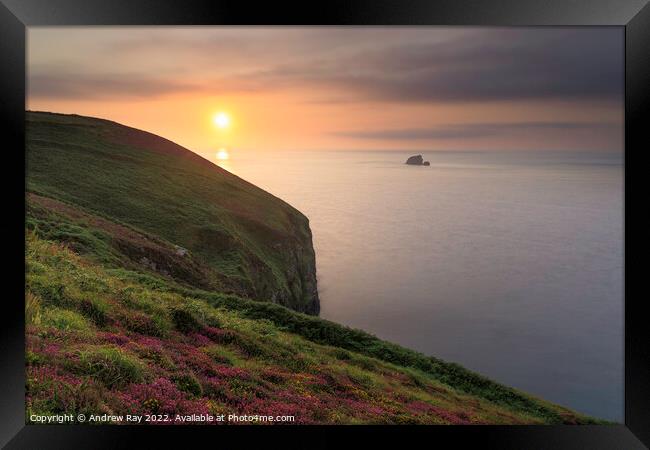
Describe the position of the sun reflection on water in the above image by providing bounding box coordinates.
[215,148,233,172]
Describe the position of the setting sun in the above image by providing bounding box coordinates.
[213,112,230,129]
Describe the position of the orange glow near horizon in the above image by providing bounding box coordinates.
[29,95,622,161]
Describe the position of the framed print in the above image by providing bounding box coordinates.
[1,0,648,448]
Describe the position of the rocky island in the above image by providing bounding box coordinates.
[405,154,430,166]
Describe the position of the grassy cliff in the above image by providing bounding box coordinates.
[26,111,318,314]
[25,112,602,424]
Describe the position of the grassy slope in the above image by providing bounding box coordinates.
[26,233,599,424]
[25,111,603,424]
[26,111,318,314]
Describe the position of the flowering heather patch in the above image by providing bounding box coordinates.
[165,341,219,376]
[25,232,602,425]
[116,378,211,418]
[211,365,251,380]
[427,406,474,425]
[202,326,229,342]
[259,367,291,384]
[97,331,131,346]
[133,335,165,350]
[26,333,61,358]
[28,365,84,389]
[26,365,107,417]
[201,376,230,402]
[120,310,166,337]
[125,337,176,370]
[188,332,212,347]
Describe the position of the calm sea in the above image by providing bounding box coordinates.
[220,149,623,421]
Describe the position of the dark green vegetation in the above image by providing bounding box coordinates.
[25,112,603,424]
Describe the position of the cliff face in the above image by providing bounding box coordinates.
[26,111,319,314]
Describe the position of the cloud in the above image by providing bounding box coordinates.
[28,28,623,103]
[334,121,620,141]
[28,70,199,100]
[272,28,624,103]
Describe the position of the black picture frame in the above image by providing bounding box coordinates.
[1,1,647,448]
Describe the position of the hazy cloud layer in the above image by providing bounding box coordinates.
[29,28,623,103]
[334,121,620,141]
[235,29,623,103]
[29,71,198,100]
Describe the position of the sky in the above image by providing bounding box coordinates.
[27,27,624,159]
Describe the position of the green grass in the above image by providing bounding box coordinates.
[75,346,147,389]
[169,305,203,333]
[172,373,203,397]
[25,292,42,326]
[203,345,242,366]
[41,308,92,333]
